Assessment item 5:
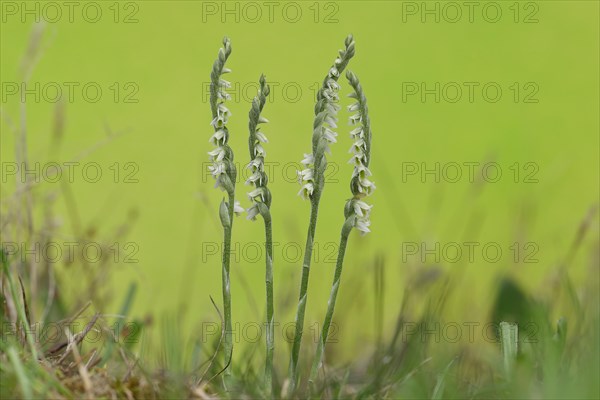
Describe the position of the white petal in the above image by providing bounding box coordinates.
[355,217,371,235]
[208,147,225,162]
[326,102,341,113]
[327,78,340,90]
[348,103,360,112]
[353,200,372,218]
[325,115,338,128]
[298,168,314,182]
[248,158,264,173]
[349,126,364,138]
[323,128,338,143]
[209,161,226,176]
[245,171,262,186]
[297,182,314,200]
[324,90,339,102]
[233,201,245,216]
[254,144,266,157]
[348,153,368,166]
[209,129,226,146]
[349,138,366,154]
[248,188,264,201]
[358,178,376,195]
[247,203,260,220]
[255,130,268,143]
[217,103,230,114]
[355,164,372,179]
[349,114,362,125]
[301,153,314,166]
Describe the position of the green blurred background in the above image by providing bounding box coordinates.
[1,0,598,368]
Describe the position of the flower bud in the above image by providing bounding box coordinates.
[219,199,231,228]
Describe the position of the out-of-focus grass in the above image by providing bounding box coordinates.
[2,232,598,398]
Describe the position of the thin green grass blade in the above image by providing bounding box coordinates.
[7,346,33,399]
[500,321,518,378]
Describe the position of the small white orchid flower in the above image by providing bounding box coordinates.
[355,164,372,180]
[247,158,263,172]
[248,188,264,202]
[245,170,264,186]
[358,178,376,195]
[349,126,364,138]
[247,203,260,220]
[349,138,366,154]
[217,90,231,101]
[327,78,340,91]
[209,129,227,146]
[352,200,372,218]
[301,153,314,167]
[255,130,268,143]
[219,78,231,89]
[297,168,314,185]
[217,102,230,116]
[233,201,244,216]
[254,144,266,158]
[324,115,338,129]
[298,182,314,200]
[323,128,338,143]
[348,153,367,166]
[209,162,226,178]
[208,147,226,162]
[347,103,360,112]
[355,217,371,235]
[349,114,362,125]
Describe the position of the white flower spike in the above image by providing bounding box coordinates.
[344,69,375,234]
[246,75,272,220]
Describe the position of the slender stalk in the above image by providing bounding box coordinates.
[222,192,235,383]
[264,212,274,397]
[288,191,321,393]
[310,219,353,383]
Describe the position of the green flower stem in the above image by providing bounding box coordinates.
[288,190,321,395]
[222,191,235,385]
[263,210,274,397]
[310,218,353,384]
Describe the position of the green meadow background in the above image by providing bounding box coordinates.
[1,0,598,369]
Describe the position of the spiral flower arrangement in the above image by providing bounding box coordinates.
[297,35,356,201]
[246,74,271,220]
[345,69,375,234]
